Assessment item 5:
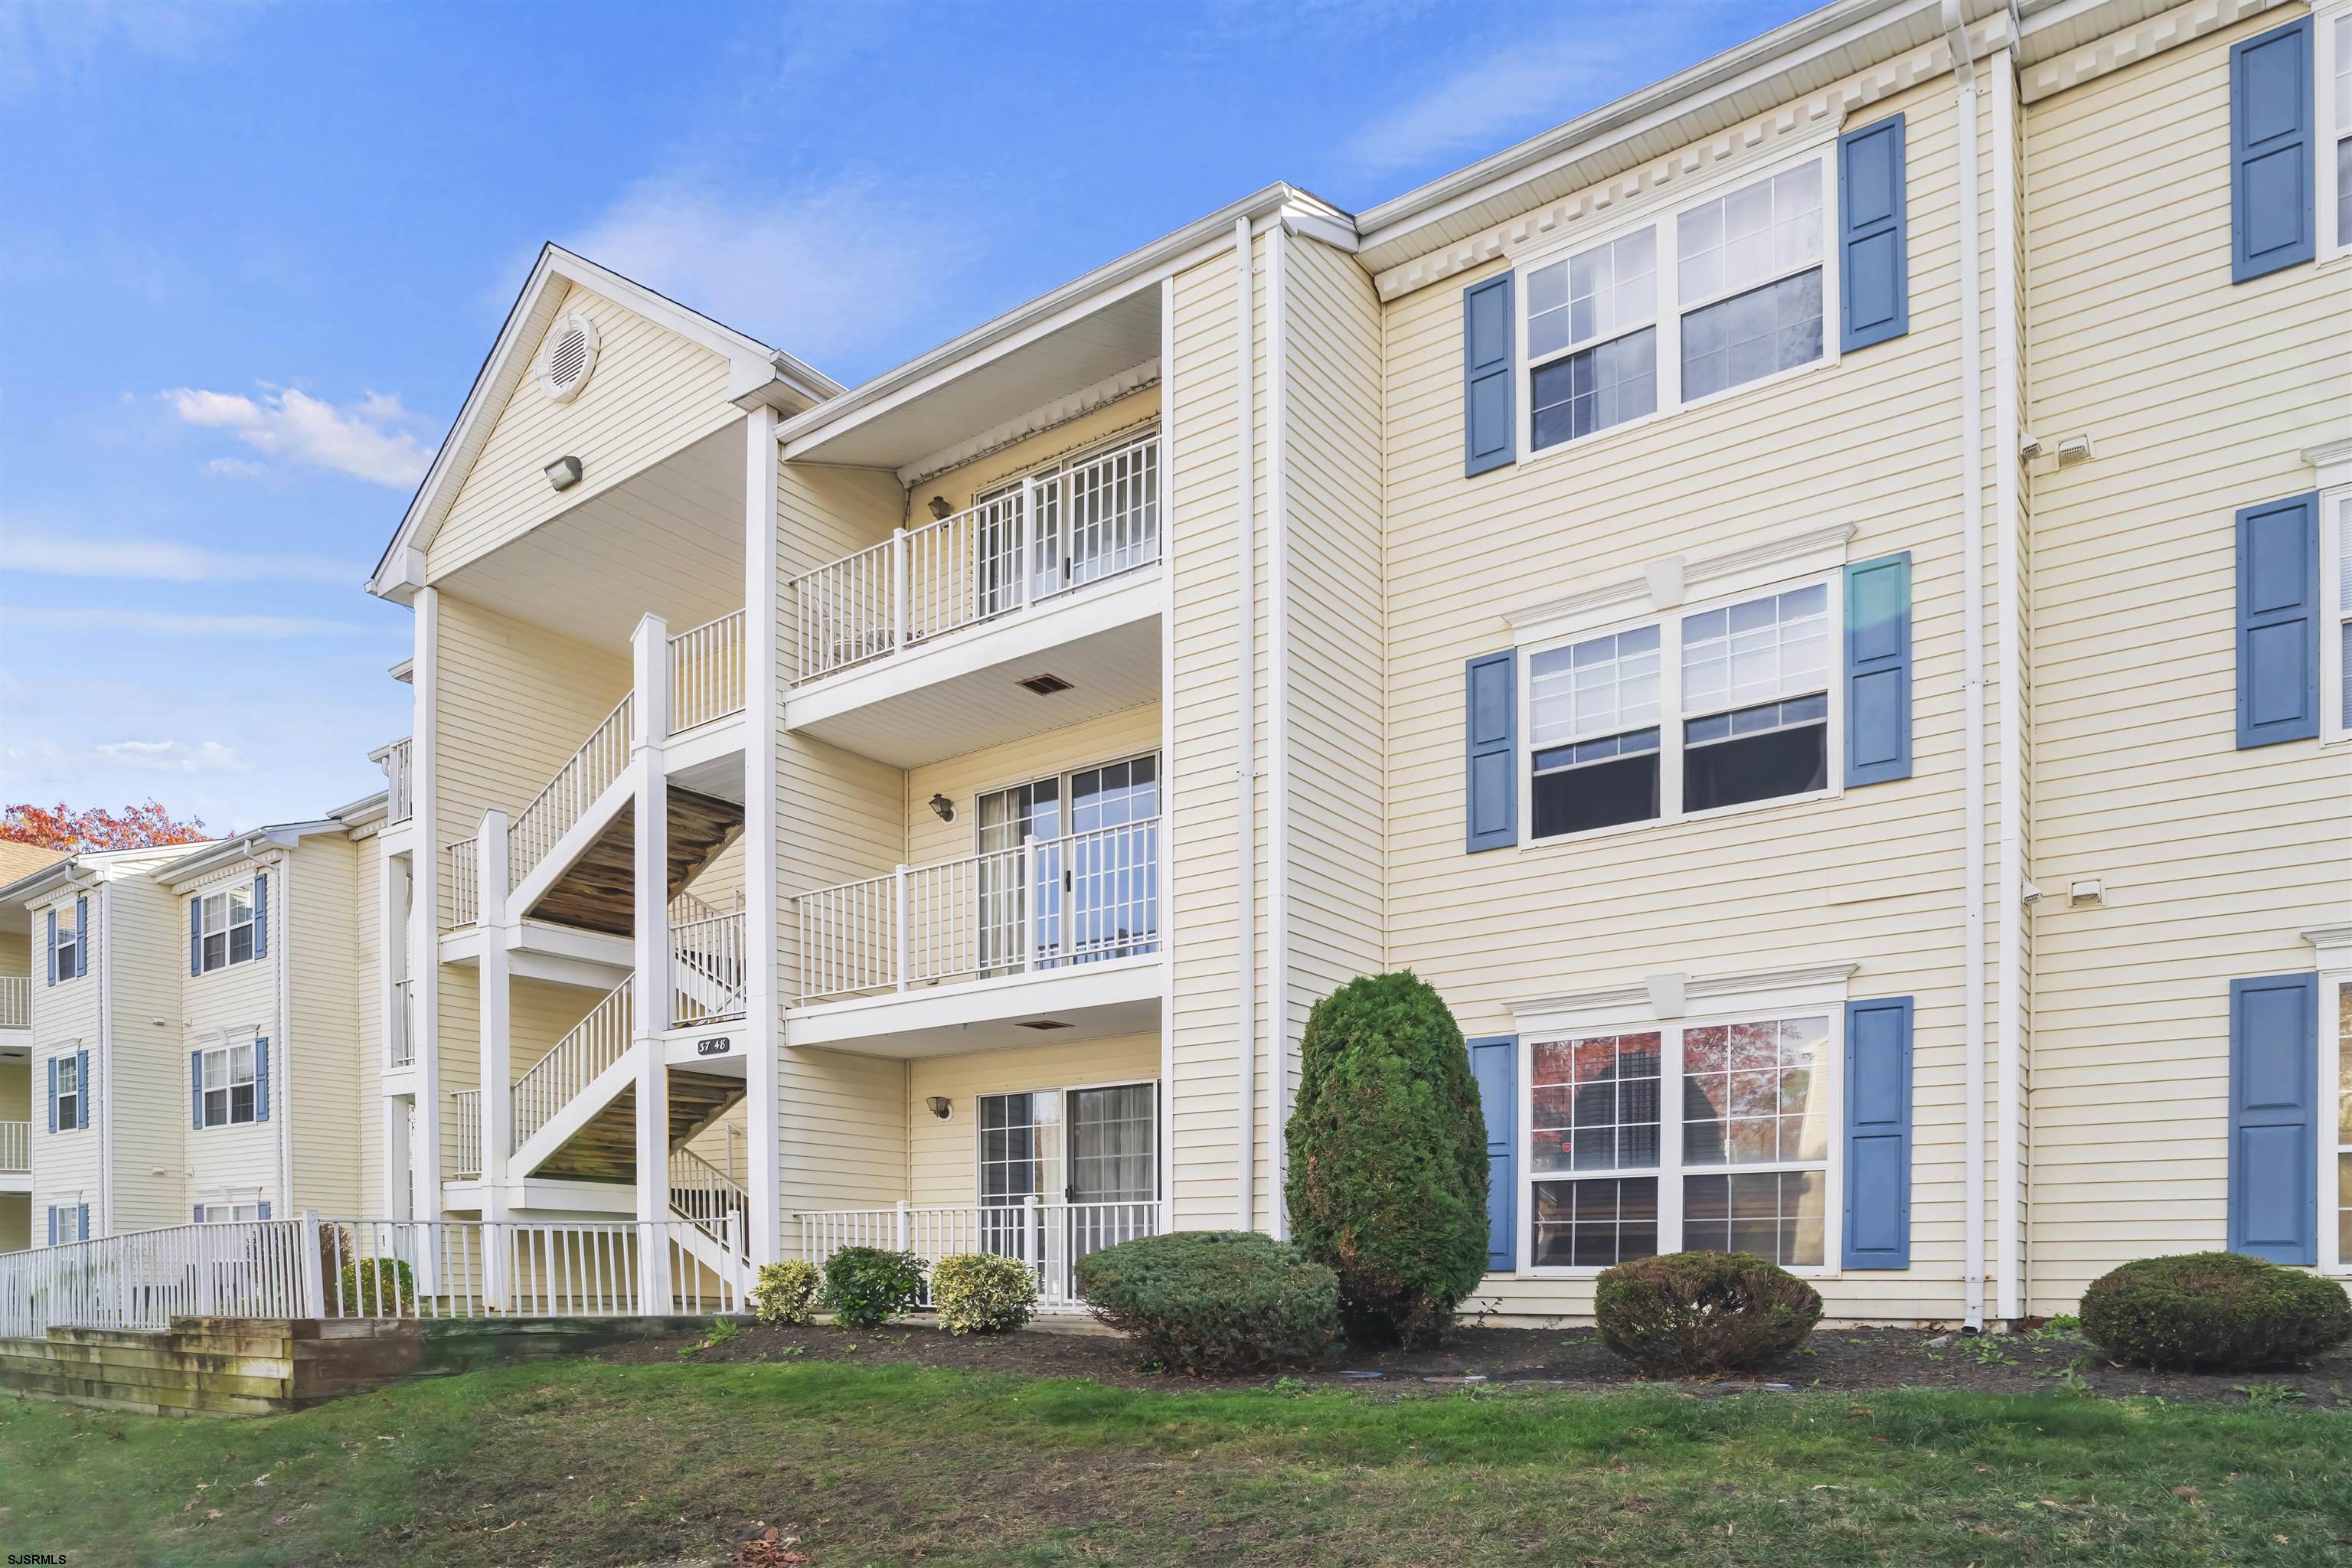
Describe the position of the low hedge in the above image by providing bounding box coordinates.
[2079,1252,2352,1370]
[821,1246,925,1328]
[750,1260,822,1325]
[1073,1230,1338,1375]
[933,1252,1039,1335]
[1593,1251,1822,1376]
[337,1258,416,1318]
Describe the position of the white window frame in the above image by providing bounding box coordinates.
[198,1040,258,1130]
[1513,140,1842,465]
[1518,568,1844,847]
[2322,484,2350,746]
[1517,1000,1846,1279]
[52,907,78,982]
[198,884,256,975]
[52,1052,80,1131]
[972,1076,1161,1206]
[2319,1,2351,264]
[49,1202,90,1243]
[198,1200,264,1223]
[2321,958,2352,1276]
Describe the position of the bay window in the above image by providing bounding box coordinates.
[1524,1012,1837,1272]
[1524,575,1838,842]
[1521,148,1836,457]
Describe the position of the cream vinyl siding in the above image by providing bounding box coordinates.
[1379,78,1983,1320]
[180,864,281,1215]
[903,707,1163,870]
[0,1199,27,1254]
[105,871,198,1233]
[31,887,103,1220]
[427,283,737,582]
[907,1034,1161,1207]
[290,837,365,1218]
[354,832,387,1215]
[1165,237,1272,1229]
[0,929,28,980]
[2023,13,2352,1312]
[776,459,918,1214]
[1278,235,1387,1065]
[681,836,744,911]
[0,1060,28,1121]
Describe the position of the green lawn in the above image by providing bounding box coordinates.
[2,1356,2346,1566]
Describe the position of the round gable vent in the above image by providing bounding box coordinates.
[537,311,600,403]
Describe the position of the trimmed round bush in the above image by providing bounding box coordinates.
[1593,1251,1823,1376]
[1283,971,1488,1348]
[338,1258,416,1318]
[822,1246,925,1328]
[932,1252,1039,1335]
[750,1259,822,1325]
[1073,1230,1339,1375]
[2079,1252,2351,1370]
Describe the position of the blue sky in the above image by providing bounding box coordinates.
[0,0,1809,834]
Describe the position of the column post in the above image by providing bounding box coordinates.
[743,407,783,1268]
[476,811,513,1261]
[631,613,673,1310]
[408,585,443,1242]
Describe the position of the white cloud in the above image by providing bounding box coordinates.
[1339,28,1625,179]
[165,384,436,487]
[3,535,354,585]
[565,174,997,374]
[2,606,371,639]
[84,739,256,775]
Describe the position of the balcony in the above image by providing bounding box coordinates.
[789,816,1160,1055]
[0,975,25,1031]
[783,434,1164,769]
[387,978,416,1070]
[374,737,414,825]
[1,1119,26,1176]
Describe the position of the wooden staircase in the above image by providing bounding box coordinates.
[525,789,743,937]
[531,1069,746,1184]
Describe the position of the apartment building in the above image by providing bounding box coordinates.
[0,803,386,1248]
[15,0,2338,1332]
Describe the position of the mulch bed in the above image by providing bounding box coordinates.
[609,1317,2352,1407]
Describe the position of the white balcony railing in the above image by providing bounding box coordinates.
[513,978,633,1152]
[790,433,1161,684]
[386,978,416,1070]
[374,737,414,825]
[671,911,748,1028]
[668,609,745,735]
[0,1120,28,1174]
[796,1199,1158,1313]
[452,1090,482,1180]
[511,693,633,890]
[447,838,479,929]
[0,975,26,1030]
[795,817,1159,1003]
[0,1219,312,1335]
[670,1146,749,1250]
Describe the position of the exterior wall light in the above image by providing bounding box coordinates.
[927,495,953,520]
[926,1096,953,1120]
[545,455,584,492]
[928,793,956,823]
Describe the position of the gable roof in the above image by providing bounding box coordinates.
[366,244,844,603]
[0,841,66,888]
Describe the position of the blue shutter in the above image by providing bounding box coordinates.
[45,909,56,987]
[1843,995,1914,1268]
[2228,973,2318,1264]
[75,1204,87,1243]
[254,1037,270,1123]
[47,1057,57,1134]
[1844,552,1913,785]
[194,1204,204,1224]
[2230,16,2315,282]
[74,1048,89,1130]
[1838,113,1909,351]
[74,895,87,978]
[47,1207,56,1247]
[2236,492,2321,747]
[1465,650,1518,851]
[252,872,268,960]
[1462,273,1515,476]
[257,1200,271,1221]
[191,896,203,975]
[191,1051,204,1131]
[1468,1034,1519,1271]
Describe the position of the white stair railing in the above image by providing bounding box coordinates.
[452,1091,482,1179]
[669,1146,749,1250]
[372,737,414,824]
[0,1119,28,1174]
[386,978,416,1070]
[0,974,27,1029]
[446,839,479,928]
[508,692,634,891]
[789,432,1161,684]
[671,911,748,1027]
[795,816,1159,1002]
[511,978,633,1151]
[668,609,745,734]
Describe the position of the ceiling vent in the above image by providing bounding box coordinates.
[1016,1019,1073,1031]
[1017,673,1072,696]
[537,312,601,403]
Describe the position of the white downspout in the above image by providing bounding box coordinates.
[95,877,113,1237]
[1990,32,2026,1324]
[1232,214,1258,1231]
[1266,221,1292,1239]
[1945,0,1988,1334]
[270,849,294,1217]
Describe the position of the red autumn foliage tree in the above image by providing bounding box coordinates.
[2,800,211,853]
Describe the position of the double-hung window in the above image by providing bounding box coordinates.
[199,1042,257,1129]
[199,886,255,973]
[2326,6,2351,256]
[54,1055,80,1130]
[199,1200,264,1223]
[1527,1012,1835,1272]
[1526,577,1837,841]
[1521,149,1833,457]
[53,913,78,983]
[2325,487,2351,743]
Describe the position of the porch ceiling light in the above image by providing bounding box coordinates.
[544,454,584,492]
[926,1096,954,1120]
[927,792,956,823]
[927,495,953,520]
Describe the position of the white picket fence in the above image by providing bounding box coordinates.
[0,1215,740,1336]
[795,1200,1158,1313]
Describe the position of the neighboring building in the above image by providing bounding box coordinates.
[0,803,385,1246]
[13,0,2348,1331]
[0,842,64,1251]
